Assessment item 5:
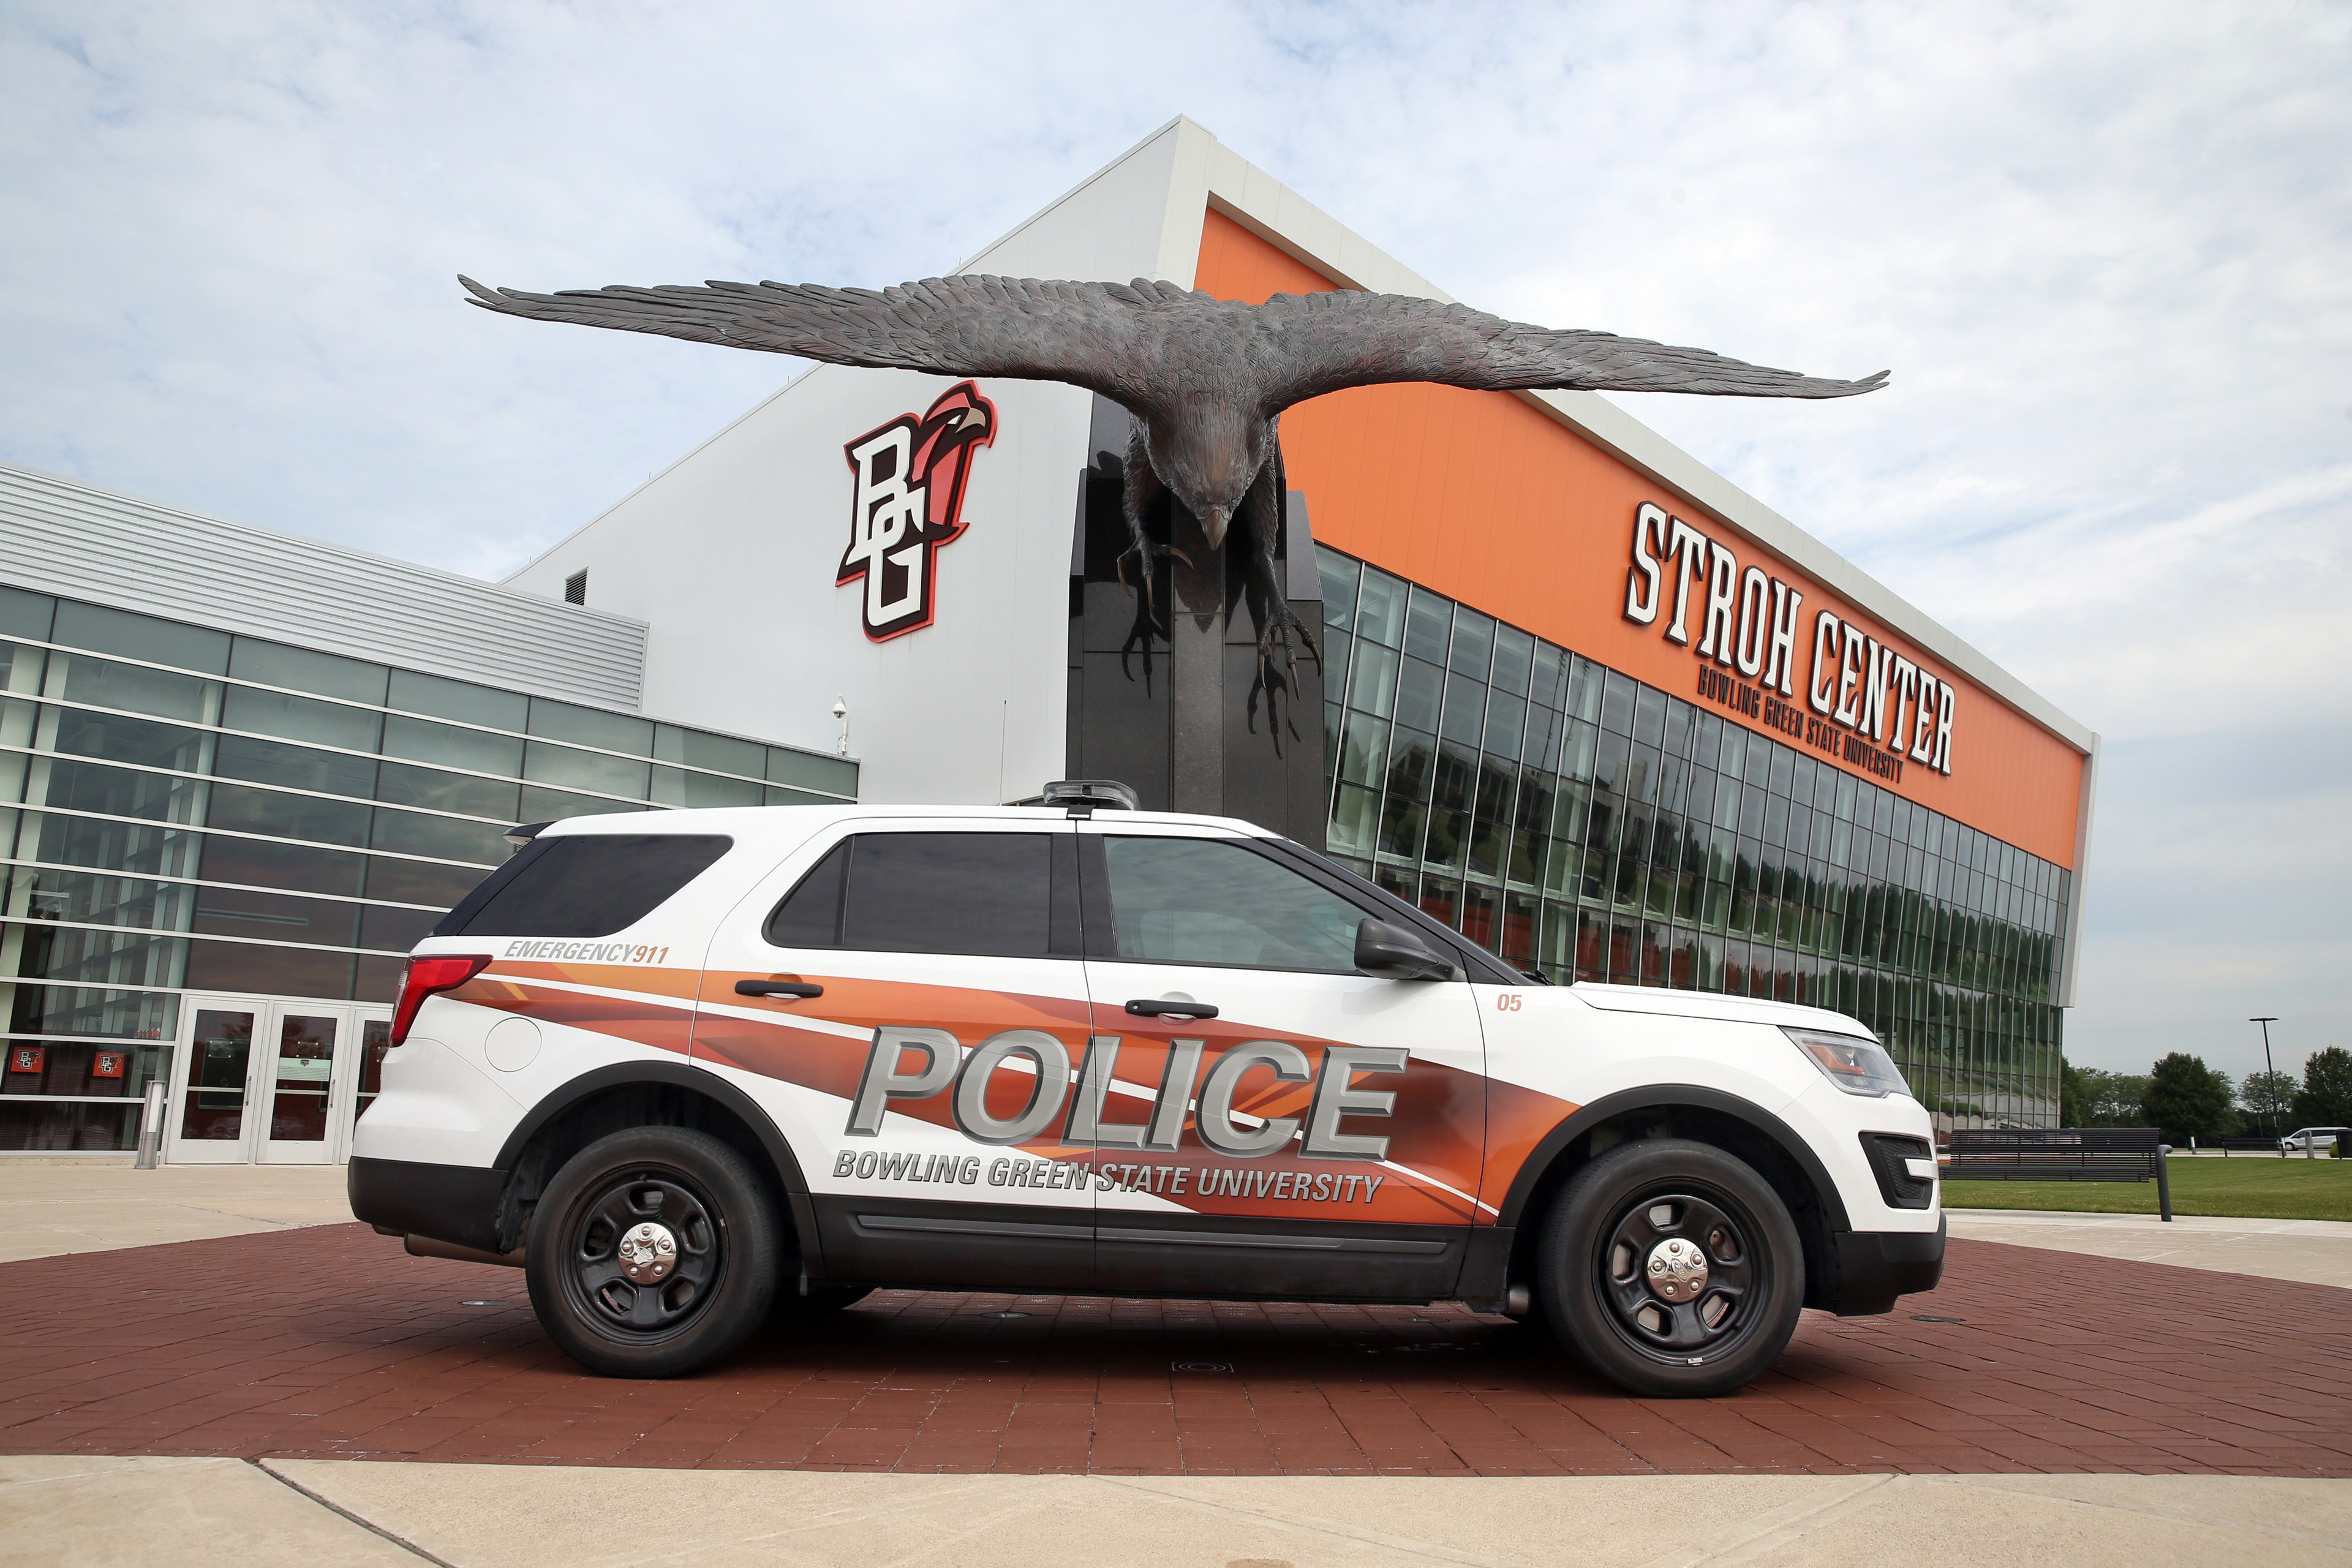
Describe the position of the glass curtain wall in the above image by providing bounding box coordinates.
[1316,552,2065,1131]
[0,583,857,1152]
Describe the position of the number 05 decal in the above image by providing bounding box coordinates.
[1496,993,1523,1011]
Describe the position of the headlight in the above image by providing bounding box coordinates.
[1783,1027,1910,1098]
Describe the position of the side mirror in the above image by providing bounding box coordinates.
[1355,917,1460,981]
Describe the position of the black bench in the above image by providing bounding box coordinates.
[1945,1128,2173,1220]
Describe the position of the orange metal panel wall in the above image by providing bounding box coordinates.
[1194,209,2085,867]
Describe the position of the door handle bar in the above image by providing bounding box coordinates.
[1125,998,1217,1019]
[736,980,824,1000]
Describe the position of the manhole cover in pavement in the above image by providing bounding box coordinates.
[1173,1361,1233,1372]
[460,1300,510,1307]
[1912,1315,1966,1323]
[989,1311,1030,1319]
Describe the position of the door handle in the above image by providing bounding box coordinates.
[1125,998,1217,1019]
[735,980,824,1000]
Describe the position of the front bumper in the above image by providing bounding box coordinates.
[1812,1212,1946,1315]
[348,1155,509,1253]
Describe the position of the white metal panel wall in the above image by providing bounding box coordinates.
[954,116,1191,285]
[505,367,1093,805]
[0,463,648,710]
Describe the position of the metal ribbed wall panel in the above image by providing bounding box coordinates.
[0,464,646,710]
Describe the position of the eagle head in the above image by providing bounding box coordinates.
[1146,398,1273,554]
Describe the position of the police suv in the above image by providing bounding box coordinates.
[350,783,1943,1397]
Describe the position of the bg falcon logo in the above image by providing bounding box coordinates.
[838,382,997,641]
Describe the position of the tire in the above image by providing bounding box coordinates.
[525,1126,781,1378]
[1535,1137,1804,1398]
[771,1283,874,1319]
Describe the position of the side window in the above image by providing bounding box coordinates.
[764,832,1076,959]
[439,834,732,938]
[763,840,846,946]
[1101,836,1367,973]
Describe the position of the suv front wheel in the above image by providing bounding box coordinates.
[1536,1137,1805,1397]
[525,1126,781,1377]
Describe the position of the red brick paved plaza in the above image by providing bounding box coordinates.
[3,1229,2345,1477]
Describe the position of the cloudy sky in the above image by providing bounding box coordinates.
[3,2,2346,1080]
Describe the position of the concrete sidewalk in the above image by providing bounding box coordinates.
[8,1457,2348,1567]
[0,1163,352,1263]
[1945,1207,2352,1289]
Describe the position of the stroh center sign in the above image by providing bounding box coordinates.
[1624,502,1955,786]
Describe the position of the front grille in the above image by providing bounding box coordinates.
[1861,1133,1937,1209]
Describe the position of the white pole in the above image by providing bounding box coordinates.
[134,1079,166,1169]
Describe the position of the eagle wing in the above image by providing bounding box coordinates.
[458,273,1196,405]
[1253,289,1888,407]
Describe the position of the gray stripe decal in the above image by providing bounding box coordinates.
[1096,1226,1449,1256]
[851,1213,1087,1242]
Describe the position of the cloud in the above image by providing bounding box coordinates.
[2,0,2346,1079]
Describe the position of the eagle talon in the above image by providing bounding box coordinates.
[1247,601,1322,744]
[1116,538,1179,685]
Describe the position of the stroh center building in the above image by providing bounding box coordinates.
[0,116,2093,1158]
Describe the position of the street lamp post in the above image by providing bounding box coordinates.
[2251,1016,2281,1142]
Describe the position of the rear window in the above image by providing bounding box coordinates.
[764,831,1077,959]
[434,834,731,938]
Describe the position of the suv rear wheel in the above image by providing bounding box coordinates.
[1536,1137,1804,1397]
[525,1126,780,1377]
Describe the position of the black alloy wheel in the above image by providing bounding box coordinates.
[526,1126,780,1378]
[1536,1137,1805,1398]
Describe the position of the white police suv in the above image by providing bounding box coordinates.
[350,784,1943,1396]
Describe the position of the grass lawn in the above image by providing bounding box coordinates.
[1943,1154,2352,1221]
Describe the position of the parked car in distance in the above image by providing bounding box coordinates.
[2279,1128,2346,1152]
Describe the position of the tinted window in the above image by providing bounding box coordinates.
[207,782,371,846]
[228,638,387,704]
[221,685,382,751]
[214,735,379,799]
[764,833,1068,959]
[764,842,846,947]
[438,834,731,938]
[388,668,528,730]
[366,854,490,908]
[1102,837,1366,972]
[847,834,1058,958]
[50,600,229,674]
[383,714,525,775]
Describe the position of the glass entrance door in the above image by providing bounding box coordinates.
[162,995,377,1164]
[165,1003,262,1166]
[256,1010,344,1164]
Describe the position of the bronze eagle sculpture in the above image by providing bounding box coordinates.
[460,272,1885,700]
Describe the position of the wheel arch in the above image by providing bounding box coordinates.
[489,1061,819,1270]
[1496,1085,1850,1312]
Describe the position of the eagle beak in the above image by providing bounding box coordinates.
[1199,506,1229,551]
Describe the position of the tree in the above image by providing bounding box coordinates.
[2060,1063,2092,1127]
[2239,1069,2297,1137]
[2060,1065,2148,1127]
[2293,1047,2352,1129]
[2141,1053,2236,1144]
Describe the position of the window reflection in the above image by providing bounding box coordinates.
[1316,549,2070,1129]
[0,587,857,1154]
